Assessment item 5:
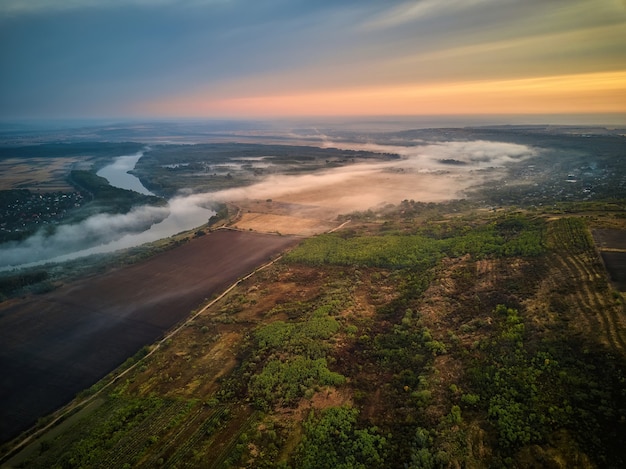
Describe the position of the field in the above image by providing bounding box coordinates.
[593,229,626,250]
[0,157,80,192]
[3,208,626,468]
[0,142,145,192]
[599,252,626,291]
[0,230,298,444]
[593,229,626,291]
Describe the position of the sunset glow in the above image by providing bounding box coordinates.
[1,0,625,120]
[140,71,626,118]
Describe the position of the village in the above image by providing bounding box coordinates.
[0,190,84,243]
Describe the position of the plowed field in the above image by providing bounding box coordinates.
[593,229,626,291]
[0,230,299,443]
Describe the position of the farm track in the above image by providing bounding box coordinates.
[475,259,498,290]
[0,229,300,445]
[553,255,623,352]
[576,255,626,352]
[570,254,626,352]
[550,255,596,332]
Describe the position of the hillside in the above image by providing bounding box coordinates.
[4,204,626,468]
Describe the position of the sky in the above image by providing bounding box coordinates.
[1,0,625,120]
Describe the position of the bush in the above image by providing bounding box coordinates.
[249,357,345,408]
[294,406,388,469]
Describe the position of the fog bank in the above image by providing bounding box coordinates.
[206,139,536,215]
[0,193,220,271]
[0,139,536,270]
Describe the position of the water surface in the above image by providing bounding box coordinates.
[96,151,154,195]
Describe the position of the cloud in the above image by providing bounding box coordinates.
[2,0,625,118]
[159,70,626,117]
[362,0,503,30]
[0,0,230,16]
[415,141,536,167]
[200,139,535,217]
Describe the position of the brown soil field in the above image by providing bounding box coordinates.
[592,229,626,291]
[593,228,626,250]
[234,212,337,236]
[0,157,80,191]
[0,230,299,444]
[601,252,626,291]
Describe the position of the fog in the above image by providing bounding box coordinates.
[0,139,536,270]
[320,140,536,168]
[206,140,536,215]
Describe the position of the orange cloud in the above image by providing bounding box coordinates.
[138,70,626,117]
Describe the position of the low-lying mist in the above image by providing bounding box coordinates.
[0,139,536,270]
[0,198,216,270]
[207,139,536,215]
[0,205,167,270]
[321,139,535,168]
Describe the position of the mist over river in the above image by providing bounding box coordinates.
[0,152,215,270]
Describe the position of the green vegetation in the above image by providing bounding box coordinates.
[0,271,50,300]
[0,142,144,161]
[255,306,341,355]
[248,304,345,409]
[7,207,626,469]
[466,301,626,466]
[472,306,549,449]
[285,214,546,268]
[12,396,197,469]
[294,406,387,469]
[207,203,229,227]
[249,357,346,409]
[547,217,594,252]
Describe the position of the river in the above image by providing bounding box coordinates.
[96,151,155,196]
[0,151,216,270]
[43,151,217,262]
